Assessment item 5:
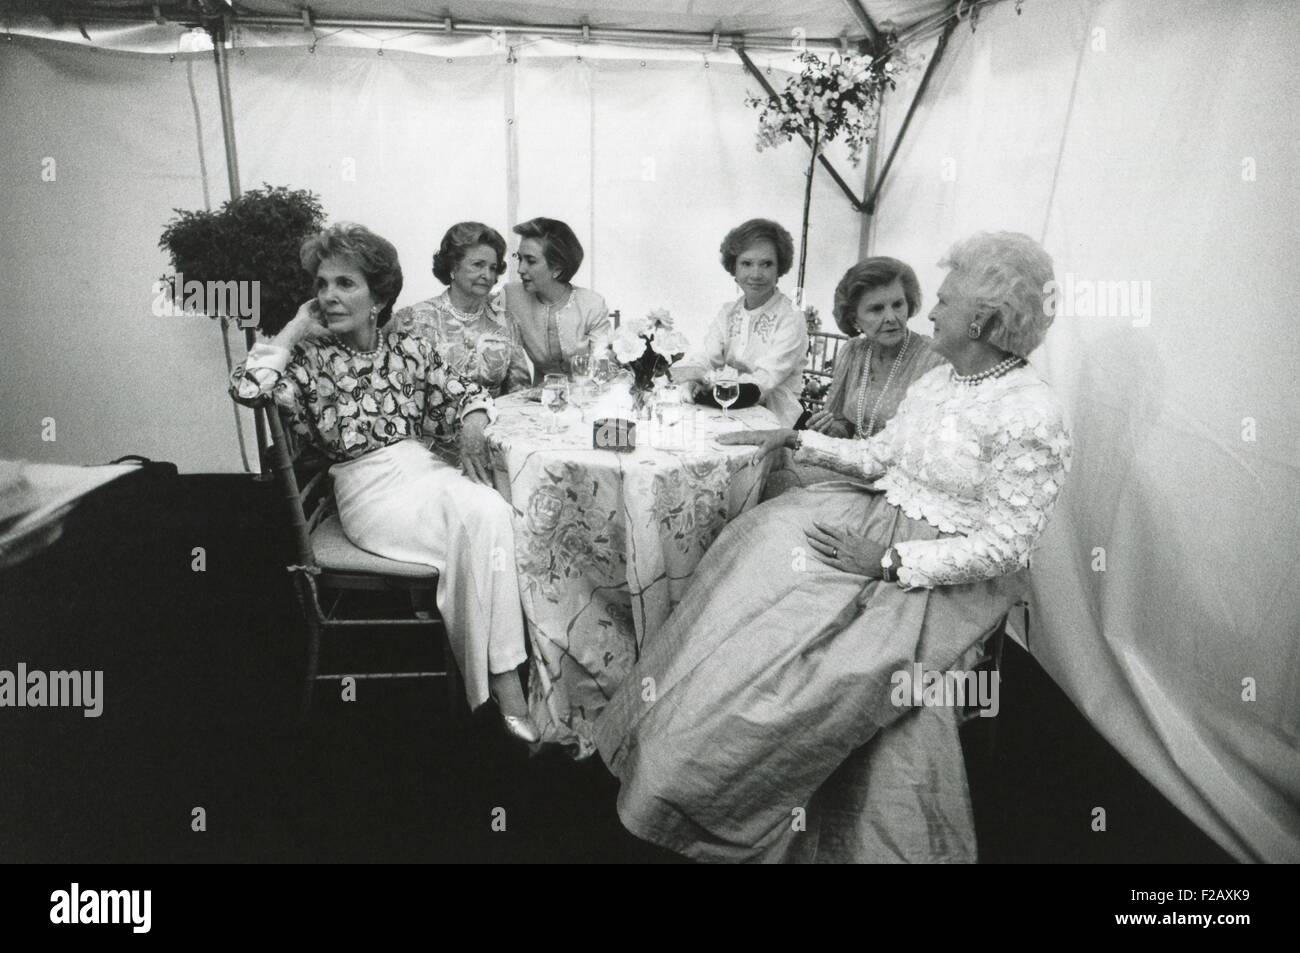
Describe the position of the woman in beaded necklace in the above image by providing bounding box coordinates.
[393,222,532,402]
[764,258,948,498]
[808,257,948,440]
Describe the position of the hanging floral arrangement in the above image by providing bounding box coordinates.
[747,50,913,163]
[745,47,921,296]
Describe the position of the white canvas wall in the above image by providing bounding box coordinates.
[0,41,234,470]
[869,0,1300,862]
[0,34,864,470]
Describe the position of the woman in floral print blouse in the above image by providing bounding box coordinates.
[393,221,532,402]
[230,222,539,743]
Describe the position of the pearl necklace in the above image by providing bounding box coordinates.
[333,334,383,359]
[854,331,911,438]
[951,354,1024,385]
[445,295,488,323]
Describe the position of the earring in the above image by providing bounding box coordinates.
[369,306,378,322]
[967,321,983,339]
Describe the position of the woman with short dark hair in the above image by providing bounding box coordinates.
[806,256,946,440]
[671,218,808,427]
[230,222,539,743]
[502,217,609,381]
[394,221,531,403]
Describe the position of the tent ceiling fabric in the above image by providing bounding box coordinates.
[11,0,956,41]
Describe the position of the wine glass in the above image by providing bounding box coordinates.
[541,373,569,434]
[712,376,740,420]
[569,352,591,405]
[569,351,590,381]
[591,354,613,390]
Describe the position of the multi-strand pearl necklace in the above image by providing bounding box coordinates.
[951,354,1024,385]
[855,331,911,438]
[445,295,488,323]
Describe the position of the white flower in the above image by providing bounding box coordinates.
[622,314,650,337]
[646,308,673,330]
[612,326,647,364]
[650,328,689,357]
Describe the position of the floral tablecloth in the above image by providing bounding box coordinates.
[486,395,777,757]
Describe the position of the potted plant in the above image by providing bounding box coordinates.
[158,183,326,337]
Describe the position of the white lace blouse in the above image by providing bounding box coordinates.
[673,291,809,427]
[795,365,1072,589]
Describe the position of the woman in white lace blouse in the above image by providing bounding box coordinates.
[592,232,1072,863]
[393,222,531,401]
[669,218,809,427]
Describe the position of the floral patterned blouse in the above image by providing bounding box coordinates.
[796,365,1072,589]
[393,291,532,397]
[229,330,494,463]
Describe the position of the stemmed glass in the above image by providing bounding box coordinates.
[541,373,569,434]
[569,352,591,406]
[712,376,740,420]
[591,353,613,391]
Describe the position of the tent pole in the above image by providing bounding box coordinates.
[859,118,880,256]
[862,18,956,216]
[213,17,242,203]
[209,12,270,476]
[839,1,881,50]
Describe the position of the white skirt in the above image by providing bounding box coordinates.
[329,439,527,708]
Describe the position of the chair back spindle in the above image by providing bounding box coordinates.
[262,402,317,569]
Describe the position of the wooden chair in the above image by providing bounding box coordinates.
[956,600,1029,757]
[801,330,849,413]
[260,401,463,722]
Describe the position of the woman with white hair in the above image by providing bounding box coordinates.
[592,232,1073,863]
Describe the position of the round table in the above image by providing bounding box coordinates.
[486,392,778,756]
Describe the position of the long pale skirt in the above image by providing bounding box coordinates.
[591,482,1021,863]
[330,439,528,709]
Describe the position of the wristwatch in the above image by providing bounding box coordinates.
[880,546,901,583]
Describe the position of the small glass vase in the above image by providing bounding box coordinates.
[630,384,656,420]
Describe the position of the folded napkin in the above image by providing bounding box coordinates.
[693,382,761,410]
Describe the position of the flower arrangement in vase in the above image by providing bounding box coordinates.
[603,309,690,407]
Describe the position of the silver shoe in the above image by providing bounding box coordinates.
[501,713,541,744]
